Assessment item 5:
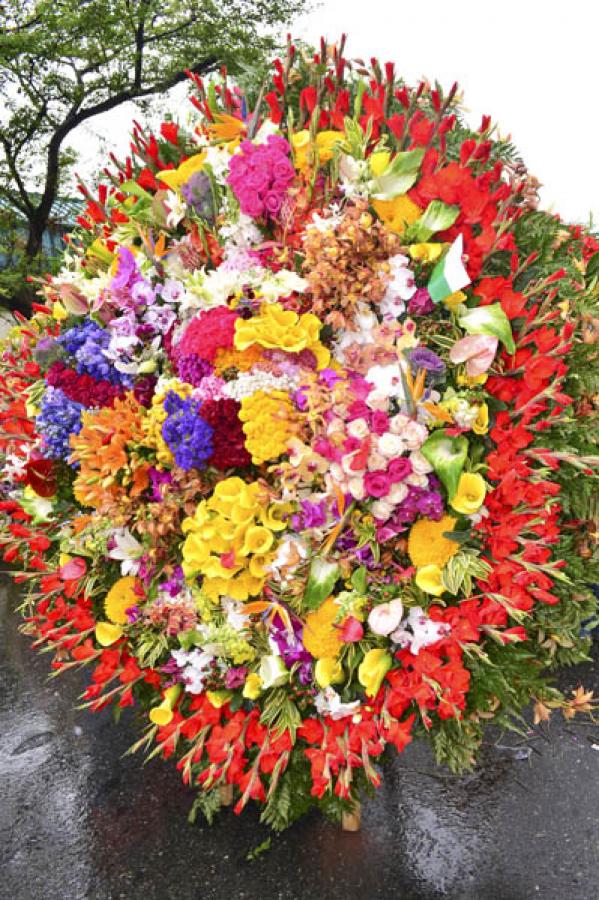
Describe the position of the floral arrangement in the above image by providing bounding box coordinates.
[1,36,598,831]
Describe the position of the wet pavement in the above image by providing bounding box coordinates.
[1,576,599,900]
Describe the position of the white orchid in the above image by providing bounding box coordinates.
[107,528,144,575]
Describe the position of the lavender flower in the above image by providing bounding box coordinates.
[408,347,446,375]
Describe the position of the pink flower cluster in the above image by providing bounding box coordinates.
[176,306,238,361]
[312,377,433,522]
[227,135,295,219]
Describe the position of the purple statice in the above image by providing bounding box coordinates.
[408,347,446,375]
[58,319,132,387]
[181,171,216,223]
[35,387,83,463]
[161,391,213,471]
[270,614,313,685]
[174,352,213,387]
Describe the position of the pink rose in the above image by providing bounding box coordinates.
[239,190,264,218]
[371,410,390,435]
[264,190,285,216]
[388,457,412,483]
[364,470,391,498]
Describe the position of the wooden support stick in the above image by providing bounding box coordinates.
[219,783,234,806]
[341,803,361,832]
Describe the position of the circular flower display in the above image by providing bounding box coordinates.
[1,38,598,832]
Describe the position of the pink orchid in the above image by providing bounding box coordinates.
[449,334,499,376]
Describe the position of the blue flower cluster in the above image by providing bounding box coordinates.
[58,320,132,387]
[161,392,214,471]
[35,387,84,463]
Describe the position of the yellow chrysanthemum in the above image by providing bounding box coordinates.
[104,576,140,624]
[303,597,342,660]
[408,515,459,569]
[239,390,299,465]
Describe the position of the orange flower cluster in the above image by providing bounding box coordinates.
[70,393,149,509]
[302,201,402,328]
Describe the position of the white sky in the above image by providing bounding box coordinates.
[70,0,598,225]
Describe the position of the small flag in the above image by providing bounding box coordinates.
[427,234,470,303]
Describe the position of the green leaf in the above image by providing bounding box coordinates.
[118,180,153,202]
[421,431,469,500]
[458,303,515,354]
[303,558,340,610]
[350,565,368,594]
[406,200,460,242]
[371,148,425,199]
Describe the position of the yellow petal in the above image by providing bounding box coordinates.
[415,564,445,597]
[95,622,123,647]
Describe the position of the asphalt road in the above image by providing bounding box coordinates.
[1,576,598,900]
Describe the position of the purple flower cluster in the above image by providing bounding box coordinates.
[376,479,444,542]
[181,172,215,223]
[291,498,328,531]
[36,387,83,462]
[408,347,446,375]
[270,614,313,685]
[161,391,213,471]
[58,320,132,387]
[173,352,213,387]
[227,135,295,219]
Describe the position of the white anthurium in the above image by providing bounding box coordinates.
[259,654,289,689]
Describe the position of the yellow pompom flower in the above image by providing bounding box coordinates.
[415,564,445,596]
[450,473,486,515]
[358,649,392,698]
[239,390,299,465]
[104,576,140,624]
[408,515,459,569]
[303,597,343,659]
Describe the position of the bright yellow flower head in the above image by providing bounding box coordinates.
[315,656,344,688]
[292,130,342,172]
[358,648,392,698]
[372,195,423,236]
[408,515,459,569]
[472,404,489,435]
[157,152,206,192]
[234,302,330,369]
[238,390,299,465]
[450,472,486,515]
[442,290,467,312]
[415,564,445,596]
[104,575,140,624]
[409,243,444,264]
[243,672,263,700]
[303,597,343,659]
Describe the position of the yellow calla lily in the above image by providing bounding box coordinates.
[450,472,487,515]
[158,152,206,192]
[149,685,182,726]
[95,621,124,647]
[415,564,445,597]
[358,648,392,698]
[409,243,444,264]
[242,672,263,700]
[206,690,233,709]
[472,404,489,435]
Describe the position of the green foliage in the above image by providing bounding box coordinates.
[188,787,222,826]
